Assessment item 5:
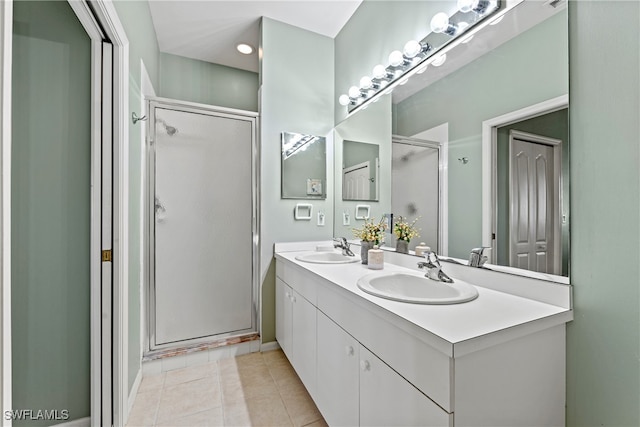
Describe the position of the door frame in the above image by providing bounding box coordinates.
[0,1,130,425]
[144,96,260,354]
[481,94,568,265]
[508,130,563,274]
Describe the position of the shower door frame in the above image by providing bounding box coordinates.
[391,135,448,256]
[144,97,260,353]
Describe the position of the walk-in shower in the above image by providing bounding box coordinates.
[145,98,259,354]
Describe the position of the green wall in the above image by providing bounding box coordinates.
[260,18,335,342]
[159,52,258,111]
[112,0,160,394]
[11,1,91,424]
[567,2,640,425]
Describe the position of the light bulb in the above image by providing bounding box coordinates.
[348,86,360,99]
[432,54,447,67]
[360,76,373,89]
[236,43,254,55]
[388,50,404,67]
[430,13,450,33]
[339,94,350,106]
[416,63,428,74]
[403,40,422,59]
[399,77,409,85]
[372,64,387,80]
[457,0,477,13]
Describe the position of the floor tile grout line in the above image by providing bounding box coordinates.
[264,352,297,427]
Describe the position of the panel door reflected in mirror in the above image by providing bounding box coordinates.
[281,132,327,199]
[342,140,379,201]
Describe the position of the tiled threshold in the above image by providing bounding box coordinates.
[127,350,328,427]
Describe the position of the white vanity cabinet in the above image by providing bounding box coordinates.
[316,311,451,427]
[275,277,317,395]
[274,253,571,427]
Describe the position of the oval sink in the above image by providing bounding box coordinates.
[357,271,479,304]
[295,252,360,264]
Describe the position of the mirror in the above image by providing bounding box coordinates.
[333,95,392,240]
[281,131,327,199]
[334,1,569,279]
[342,140,379,201]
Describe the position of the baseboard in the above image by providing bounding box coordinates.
[260,341,281,352]
[128,367,142,414]
[54,416,91,427]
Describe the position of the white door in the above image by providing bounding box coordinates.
[291,291,317,396]
[509,132,561,274]
[151,104,256,347]
[343,161,371,200]
[316,312,360,426]
[359,346,451,426]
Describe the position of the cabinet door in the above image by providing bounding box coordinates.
[291,289,317,396]
[316,312,359,426]
[275,278,292,358]
[359,346,451,427]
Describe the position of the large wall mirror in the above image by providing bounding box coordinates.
[281,131,327,199]
[333,0,569,280]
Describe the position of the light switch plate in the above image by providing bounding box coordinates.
[317,211,325,226]
[343,212,351,226]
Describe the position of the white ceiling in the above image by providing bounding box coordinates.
[148,0,363,73]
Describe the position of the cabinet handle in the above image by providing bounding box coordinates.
[291,295,296,303]
[360,360,370,372]
[345,345,354,356]
[285,291,290,298]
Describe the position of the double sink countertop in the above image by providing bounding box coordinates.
[274,241,573,357]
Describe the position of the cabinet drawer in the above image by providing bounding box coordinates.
[276,260,317,304]
[318,284,453,412]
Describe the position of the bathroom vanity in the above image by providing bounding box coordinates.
[274,242,573,427]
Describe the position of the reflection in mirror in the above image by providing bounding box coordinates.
[391,136,442,254]
[342,140,379,201]
[281,132,326,199]
[335,0,569,281]
[334,95,392,240]
[494,108,569,276]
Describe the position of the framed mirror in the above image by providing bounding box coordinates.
[281,131,327,199]
[342,140,379,201]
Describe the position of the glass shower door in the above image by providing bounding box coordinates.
[151,105,256,348]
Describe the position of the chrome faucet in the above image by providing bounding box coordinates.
[468,247,488,268]
[417,251,454,283]
[333,237,355,257]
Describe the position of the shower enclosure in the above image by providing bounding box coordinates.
[146,98,258,352]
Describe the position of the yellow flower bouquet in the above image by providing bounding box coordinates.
[352,217,388,246]
[393,216,420,242]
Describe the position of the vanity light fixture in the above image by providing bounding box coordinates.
[338,0,502,113]
[236,43,254,55]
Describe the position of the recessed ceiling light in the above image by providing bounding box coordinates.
[236,43,254,55]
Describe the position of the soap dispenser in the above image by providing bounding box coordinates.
[368,245,384,270]
[415,242,430,258]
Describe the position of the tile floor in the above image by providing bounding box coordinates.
[126,349,328,427]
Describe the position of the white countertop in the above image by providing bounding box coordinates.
[275,246,573,356]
